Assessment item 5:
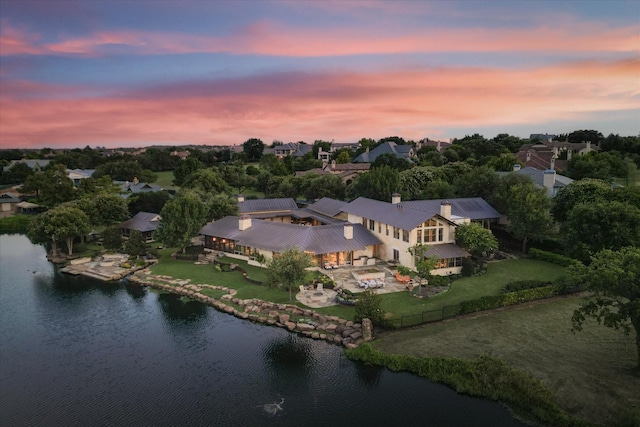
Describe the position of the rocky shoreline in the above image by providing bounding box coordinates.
[129,269,373,348]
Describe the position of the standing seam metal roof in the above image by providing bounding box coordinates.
[199,217,381,254]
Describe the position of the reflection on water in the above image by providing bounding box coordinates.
[0,235,526,427]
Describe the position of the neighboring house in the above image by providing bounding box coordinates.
[3,159,51,172]
[119,212,161,242]
[263,142,312,159]
[202,194,500,276]
[200,216,382,267]
[515,140,598,171]
[416,138,451,153]
[341,194,499,274]
[353,141,414,163]
[117,177,163,199]
[0,192,22,216]
[295,161,371,185]
[170,150,190,160]
[529,133,557,143]
[317,141,361,161]
[503,165,574,197]
[67,169,95,185]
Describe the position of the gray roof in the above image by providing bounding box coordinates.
[290,208,343,224]
[402,198,501,221]
[117,181,163,194]
[0,192,21,203]
[424,244,470,260]
[353,141,413,163]
[342,197,500,230]
[4,159,51,172]
[238,198,298,214]
[307,197,348,217]
[503,167,573,189]
[200,217,381,254]
[119,212,161,233]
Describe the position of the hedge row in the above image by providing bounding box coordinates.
[345,344,585,427]
[459,285,557,314]
[528,248,581,267]
[501,279,551,293]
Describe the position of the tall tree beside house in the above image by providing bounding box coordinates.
[124,230,147,258]
[455,222,498,256]
[504,182,554,253]
[128,191,171,215]
[102,226,123,251]
[27,205,90,256]
[26,164,76,208]
[345,165,399,202]
[72,193,130,226]
[569,247,640,370]
[242,138,265,161]
[562,201,640,264]
[551,179,612,223]
[407,244,438,293]
[217,162,253,193]
[266,248,312,301]
[205,193,239,221]
[335,151,352,164]
[155,190,208,253]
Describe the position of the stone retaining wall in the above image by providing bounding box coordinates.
[129,270,369,348]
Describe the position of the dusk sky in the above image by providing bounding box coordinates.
[1,0,639,149]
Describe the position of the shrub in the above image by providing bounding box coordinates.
[501,280,550,293]
[461,257,477,276]
[426,275,450,287]
[528,248,581,267]
[354,289,386,326]
[459,286,557,314]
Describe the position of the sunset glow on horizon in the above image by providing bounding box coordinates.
[1,0,639,149]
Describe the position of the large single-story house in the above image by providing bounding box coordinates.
[119,212,161,242]
[200,216,381,267]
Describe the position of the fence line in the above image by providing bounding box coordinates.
[387,304,462,328]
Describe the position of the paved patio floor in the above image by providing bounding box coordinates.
[296,263,410,308]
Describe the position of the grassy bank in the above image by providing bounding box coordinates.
[0,214,32,234]
[149,248,300,305]
[371,296,639,426]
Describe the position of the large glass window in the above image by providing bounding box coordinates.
[369,219,375,231]
[402,230,409,242]
[393,227,400,239]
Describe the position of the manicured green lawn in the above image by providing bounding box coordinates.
[373,296,640,426]
[317,259,566,320]
[153,170,179,190]
[149,249,301,305]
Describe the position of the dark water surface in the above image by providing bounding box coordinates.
[0,234,526,426]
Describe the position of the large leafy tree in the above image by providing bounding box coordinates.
[124,230,147,258]
[551,179,612,223]
[181,168,230,195]
[301,174,345,200]
[73,193,129,226]
[242,138,265,161]
[266,248,312,301]
[155,190,208,252]
[205,193,239,221]
[345,165,399,202]
[217,163,253,193]
[562,201,640,263]
[172,157,204,186]
[569,247,640,370]
[128,191,171,215]
[504,182,554,253]
[408,244,438,291]
[27,205,91,256]
[37,164,77,208]
[455,222,498,256]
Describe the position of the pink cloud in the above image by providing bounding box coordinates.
[3,20,637,57]
[1,58,638,148]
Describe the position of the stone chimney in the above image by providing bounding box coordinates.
[239,214,251,231]
[237,194,244,203]
[344,222,353,240]
[132,176,139,185]
[436,140,441,152]
[331,159,336,170]
[586,141,591,151]
[391,193,401,204]
[513,164,521,172]
[440,202,451,219]
[526,151,531,162]
[543,170,556,197]
[567,150,572,161]
[550,158,555,170]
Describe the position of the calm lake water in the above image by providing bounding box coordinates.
[0,234,526,426]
